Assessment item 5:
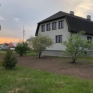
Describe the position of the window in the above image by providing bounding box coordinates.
[59,20,64,29]
[46,23,51,31]
[56,35,62,43]
[41,25,45,32]
[87,36,92,43]
[52,22,56,30]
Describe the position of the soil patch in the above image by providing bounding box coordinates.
[0,55,93,79]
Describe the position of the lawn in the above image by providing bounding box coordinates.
[0,66,93,93]
[0,50,37,56]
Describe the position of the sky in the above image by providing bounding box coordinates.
[0,0,93,43]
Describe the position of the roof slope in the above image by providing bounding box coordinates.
[35,11,93,36]
[39,11,67,23]
[8,42,15,48]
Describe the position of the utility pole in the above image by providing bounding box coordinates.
[23,26,25,42]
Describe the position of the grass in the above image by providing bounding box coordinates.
[0,50,37,56]
[0,50,5,54]
[0,66,93,93]
[26,50,37,56]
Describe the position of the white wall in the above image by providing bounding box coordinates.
[72,33,93,42]
[0,44,9,50]
[38,18,70,51]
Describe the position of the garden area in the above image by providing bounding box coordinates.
[0,50,93,93]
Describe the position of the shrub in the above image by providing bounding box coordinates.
[31,35,53,58]
[0,60,3,66]
[2,49,18,69]
[63,31,93,63]
[15,41,29,56]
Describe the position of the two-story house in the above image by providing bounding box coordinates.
[35,11,93,56]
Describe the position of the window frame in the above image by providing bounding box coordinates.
[52,22,57,30]
[41,25,45,32]
[87,36,92,43]
[59,20,64,29]
[46,23,51,31]
[55,35,62,43]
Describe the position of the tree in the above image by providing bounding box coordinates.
[31,35,53,58]
[15,41,28,56]
[63,31,93,63]
[2,49,18,69]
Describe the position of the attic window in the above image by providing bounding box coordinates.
[46,23,51,31]
[41,25,45,32]
[59,20,64,29]
[52,22,56,30]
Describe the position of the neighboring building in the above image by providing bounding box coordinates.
[35,11,93,56]
[0,42,15,50]
[27,37,33,49]
[8,42,15,50]
[0,43,9,50]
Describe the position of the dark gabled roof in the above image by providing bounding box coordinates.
[35,11,93,36]
[38,11,67,24]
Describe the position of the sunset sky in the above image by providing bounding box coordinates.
[0,0,93,43]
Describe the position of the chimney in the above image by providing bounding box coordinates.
[87,15,91,20]
[70,11,74,15]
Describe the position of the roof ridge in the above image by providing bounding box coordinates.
[62,11,93,23]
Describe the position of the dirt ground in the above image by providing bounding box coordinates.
[0,54,93,79]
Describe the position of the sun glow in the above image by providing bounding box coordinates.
[0,37,21,44]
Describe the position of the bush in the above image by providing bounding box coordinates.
[31,35,53,58]
[2,49,18,69]
[0,60,3,66]
[15,41,29,56]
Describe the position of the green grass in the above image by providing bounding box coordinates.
[26,51,37,56]
[0,50,37,56]
[0,50,5,54]
[0,66,93,93]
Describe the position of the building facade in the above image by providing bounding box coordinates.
[35,11,93,56]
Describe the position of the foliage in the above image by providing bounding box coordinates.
[63,31,93,63]
[1,49,18,69]
[31,35,53,58]
[15,41,29,56]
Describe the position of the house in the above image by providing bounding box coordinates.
[27,37,33,49]
[8,42,15,50]
[0,43,9,50]
[35,11,93,56]
[0,42,15,50]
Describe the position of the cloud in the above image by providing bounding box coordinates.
[14,18,19,22]
[69,0,93,18]
[0,16,6,21]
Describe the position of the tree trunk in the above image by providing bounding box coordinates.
[20,53,23,56]
[72,58,76,63]
[38,52,42,58]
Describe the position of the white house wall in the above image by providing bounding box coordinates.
[72,33,93,42]
[38,18,70,51]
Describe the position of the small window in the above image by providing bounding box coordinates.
[87,36,92,43]
[52,22,56,30]
[46,23,51,31]
[56,35,62,43]
[59,20,64,29]
[41,25,45,32]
